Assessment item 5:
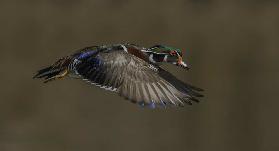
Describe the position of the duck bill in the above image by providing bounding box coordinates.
[177,56,189,70]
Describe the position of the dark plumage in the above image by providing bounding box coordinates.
[33,44,203,108]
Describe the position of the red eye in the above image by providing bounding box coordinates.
[170,50,176,56]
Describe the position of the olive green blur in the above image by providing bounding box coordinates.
[0,0,278,151]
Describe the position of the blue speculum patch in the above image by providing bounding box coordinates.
[77,50,98,59]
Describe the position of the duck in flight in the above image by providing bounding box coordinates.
[33,44,203,108]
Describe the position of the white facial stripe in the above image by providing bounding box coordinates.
[152,52,167,55]
[120,44,128,53]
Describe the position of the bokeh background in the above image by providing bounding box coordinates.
[1,0,279,151]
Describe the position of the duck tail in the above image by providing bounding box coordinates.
[33,57,71,83]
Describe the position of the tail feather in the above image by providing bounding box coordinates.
[33,57,71,83]
[33,66,52,78]
[33,67,60,79]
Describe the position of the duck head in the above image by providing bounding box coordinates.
[146,45,189,70]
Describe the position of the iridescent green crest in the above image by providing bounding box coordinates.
[149,45,182,56]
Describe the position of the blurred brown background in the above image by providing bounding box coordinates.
[0,0,279,151]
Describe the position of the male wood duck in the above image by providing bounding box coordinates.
[33,44,203,108]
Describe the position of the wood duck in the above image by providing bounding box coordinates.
[33,44,203,108]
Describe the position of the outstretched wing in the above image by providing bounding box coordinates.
[74,48,203,107]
